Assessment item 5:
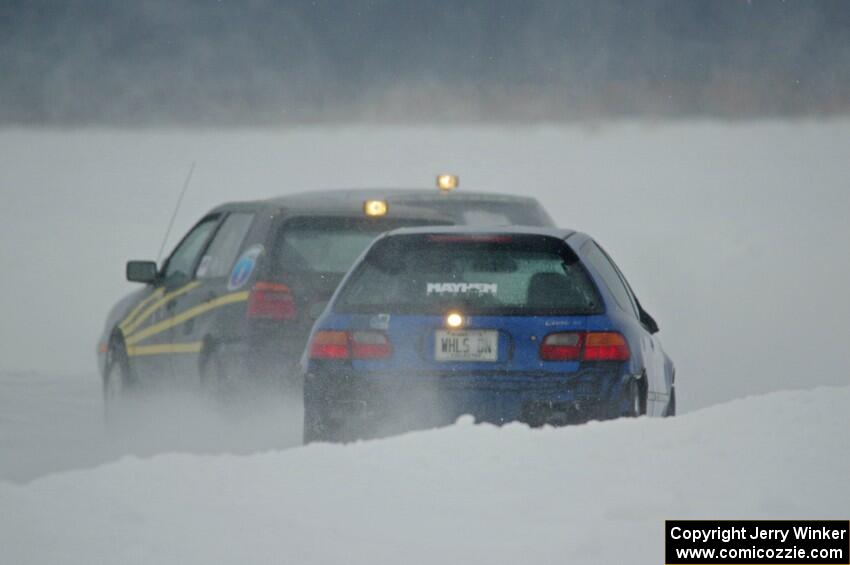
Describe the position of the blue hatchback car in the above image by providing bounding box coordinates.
[301,226,675,443]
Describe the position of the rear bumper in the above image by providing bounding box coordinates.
[304,364,631,440]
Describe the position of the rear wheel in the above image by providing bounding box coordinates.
[621,378,644,418]
[302,402,326,444]
[302,415,320,445]
[200,347,228,400]
[200,346,248,406]
[664,387,676,417]
[303,399,344,444]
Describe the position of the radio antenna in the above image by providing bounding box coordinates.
[157,162,196,264]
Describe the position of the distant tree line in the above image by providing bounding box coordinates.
[1,0,848,125]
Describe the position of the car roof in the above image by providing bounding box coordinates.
[278,188,542,207]
[381,224,577,240]
[211,198,452,223]
[211,188,542,215]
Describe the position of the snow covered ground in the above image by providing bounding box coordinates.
[0,370,302,482]
[2,385,848,565]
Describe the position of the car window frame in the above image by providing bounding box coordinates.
[582,240,640,319]
[594,242,642,317]
[194,211,257,280]
[598,246,657,333]
[159,213,223,287]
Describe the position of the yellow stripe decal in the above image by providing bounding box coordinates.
[125,290,250,346]
[121,281,201,336]
[127,342,203,357]
[118,287,165,331]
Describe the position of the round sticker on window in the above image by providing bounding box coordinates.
[227,244,263,291]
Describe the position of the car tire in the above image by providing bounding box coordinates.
[621,377,644,418]
[103,338,132,424]
[303,403,342,444]
[302,409,324,444]
[200,346,234,403]
[664,387,676,417]
[302,421,318,445]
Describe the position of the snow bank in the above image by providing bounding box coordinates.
[2,386,847,565]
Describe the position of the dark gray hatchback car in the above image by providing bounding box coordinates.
[97,186,555,412]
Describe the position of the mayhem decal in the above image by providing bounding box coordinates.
[426,282,498,296]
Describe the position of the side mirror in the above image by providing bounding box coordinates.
[639,307,660,334]
[126,260,159,284]
[308,300,329,321]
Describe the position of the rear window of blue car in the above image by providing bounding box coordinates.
[334,234,602,315]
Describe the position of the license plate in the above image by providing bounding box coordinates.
[435,330,498,362]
